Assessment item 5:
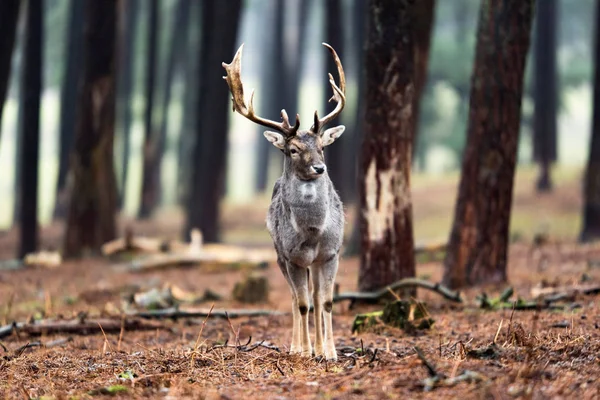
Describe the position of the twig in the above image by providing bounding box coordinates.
[15,341,42,357]
[130,307,285,320]
[414,346,440,378]
[191,304,214,367]
[334,278,462,306]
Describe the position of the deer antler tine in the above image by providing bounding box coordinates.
[311,43,346,133]
[222,44,299,137]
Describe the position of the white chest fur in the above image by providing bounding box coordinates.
[298,182,318,203]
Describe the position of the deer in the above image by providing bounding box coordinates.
[222,43,346,361]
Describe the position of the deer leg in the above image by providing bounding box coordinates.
[318,255,339,361]
[310,265,324,357]
[290,292,302,353]
[287,263,312,357]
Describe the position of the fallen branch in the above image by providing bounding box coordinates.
[531,284,600,301]
[117,252,271,273]
[0,318,164,339]
[334,278,462,306]
[129,307,285,320]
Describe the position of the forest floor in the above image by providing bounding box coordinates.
[1,168,599,399]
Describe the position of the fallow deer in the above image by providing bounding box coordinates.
[222,43,346,360]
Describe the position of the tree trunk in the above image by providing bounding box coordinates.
[53,0,85,220]
[255,0,284,193]
[581,0,600,242]
[184,0,242,242]
[0,0,21,144]
[117,0,139,209]
[176,0,200,207]
[156,0,191,203]
[344,0,367,257]
[411,0,436,155]
[18,0,43,258]
[357,0,416,292]
[323,0,347,201]
[63,0,118,258]
[442,0,535,289]
[138,0,160,219]
[533,0,557,192]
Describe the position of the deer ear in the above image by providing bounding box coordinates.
[263,131,286,149]
[321,125,345,146]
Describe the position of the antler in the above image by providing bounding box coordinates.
[311,43,346,133]
[222,44,300,138]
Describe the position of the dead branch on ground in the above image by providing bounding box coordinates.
[334,278,462,307]
[130,307,285,320]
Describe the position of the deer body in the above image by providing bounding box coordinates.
[223,43,346,360]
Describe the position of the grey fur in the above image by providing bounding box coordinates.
[265,129,344,361]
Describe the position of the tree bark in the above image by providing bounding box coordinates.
[18,0,43,258]
[533,0,557,192]
[581,0,600,242]
[156,0,191,204]
[255,0,284,193]
[138,0,160,219]
[357,0,416,292]
[0,0,21,144]
[411,0,435,153]
[323,0,347,201]
[442,0,535,289]
[117,0,140,209]
[63,0,118,258]
[344,0,367,257]
[53,0,85,220]
[176,0,200,207]
[184,0,242,242]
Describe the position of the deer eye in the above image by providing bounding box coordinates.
[290,148,298,155]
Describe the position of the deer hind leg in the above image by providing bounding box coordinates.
[316,255,339,361]
[310,265,324,357]
[287,263,312,357]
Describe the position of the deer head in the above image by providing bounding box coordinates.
[222,43,346,181]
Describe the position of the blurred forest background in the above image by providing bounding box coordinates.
[0,0,597,266]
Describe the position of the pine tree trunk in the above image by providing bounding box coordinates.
[156,0,191,204]
[0,0,21,143]
[343,0,367,257]
[323,0,346,201]
[176,0,200,207]
[138,0,160,219]
[117,0,139,209]
[581,0,600,242]
[54,0,85,220]
[255,0,284,193]
[443,0,535,289]
[63,0,118,258]
[411,0,435,151]
[185,0,242,242]
[18,0,43,258]
[358,0,416,292]
[533,0,557,192]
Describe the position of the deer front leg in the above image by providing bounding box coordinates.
[287,263,312,357]
[290,292,302,353]
[316,256,339,361]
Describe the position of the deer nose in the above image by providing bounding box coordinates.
[312,164,326,175]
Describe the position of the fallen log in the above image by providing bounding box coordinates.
[333,278,462,306]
